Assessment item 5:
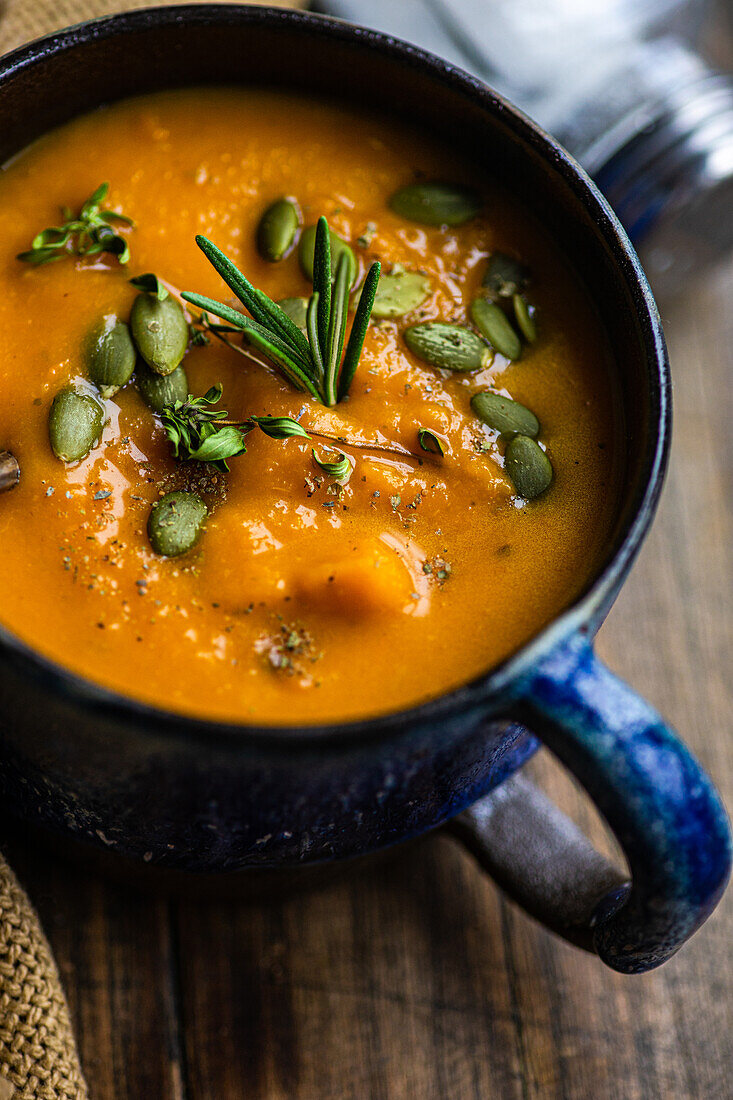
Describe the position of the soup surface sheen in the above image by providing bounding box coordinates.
[0,89,621,724]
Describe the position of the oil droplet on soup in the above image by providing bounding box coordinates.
[0,89,621,724]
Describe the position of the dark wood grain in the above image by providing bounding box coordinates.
[2,2,732,1096]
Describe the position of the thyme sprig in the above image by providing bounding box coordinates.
[159,385,426,476]
[181,217,381,406]
[18,183,134,266]
[160,386,347,476]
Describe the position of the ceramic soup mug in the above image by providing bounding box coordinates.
[0,5,728,974]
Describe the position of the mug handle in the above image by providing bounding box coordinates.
[445,631,731,973]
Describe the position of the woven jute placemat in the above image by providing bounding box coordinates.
[0,0,299,56]
[0,859,86,1100]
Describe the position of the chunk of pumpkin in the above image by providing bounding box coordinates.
[293,540,415,617]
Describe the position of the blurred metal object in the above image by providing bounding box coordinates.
[314,0,733,295]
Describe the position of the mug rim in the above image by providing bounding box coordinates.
[0,3,671,749]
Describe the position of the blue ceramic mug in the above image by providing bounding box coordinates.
[0,5,728,975]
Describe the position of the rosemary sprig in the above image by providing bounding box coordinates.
[17,183,134,266]
[181,216,381,407]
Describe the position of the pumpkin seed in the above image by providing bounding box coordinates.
[404,322,491,371]
[130,292,189,376]
[0,451,20,493]
[471,392,539,437]
[389,182,480,227]
[504,435,553,500]
[277,297,308,332]
[370,269,431,318]
[147,491,207,557]
[513,293,537,342]
[299,224,357,286]
[48,383,105,462]
[87,317,136,398]
[136,363,189,414]
[482,252,529,298]
[470,298,522,360]
[256,197,300,262]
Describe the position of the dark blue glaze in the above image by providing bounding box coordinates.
[0,5,728,972]
[511,630,732,972]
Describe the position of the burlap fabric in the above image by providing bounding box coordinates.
[0,860,86,1100]
[0,0,299,56]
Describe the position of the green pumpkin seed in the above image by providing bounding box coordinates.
[513,294,537,342]
[87,317,136,398]
[48,383,105,462]
[0,451,20,493]
[136,363,189,414]
[299,225,357,286]
[471,392,539,437]
[404,322,491,371]
[370,270,431,318]
[277,297,308,332]
[130,292,189,376]
[256,197,300,263]
[147,491,207,557]
[389,182,480,227]
[482,252,529,298]
[504,435,553,500]
[470,298,522,360]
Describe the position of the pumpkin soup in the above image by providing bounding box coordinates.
[0,88,621,724]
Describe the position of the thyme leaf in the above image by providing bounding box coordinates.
[186,426,250,466]
[249,416,310,441]
[312,449,352,482]
[417,427,446,456]
[129,272,169,300]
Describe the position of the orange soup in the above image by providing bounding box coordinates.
[0,89,621,724]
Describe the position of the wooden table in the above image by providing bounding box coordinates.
[2,7,732,1100]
